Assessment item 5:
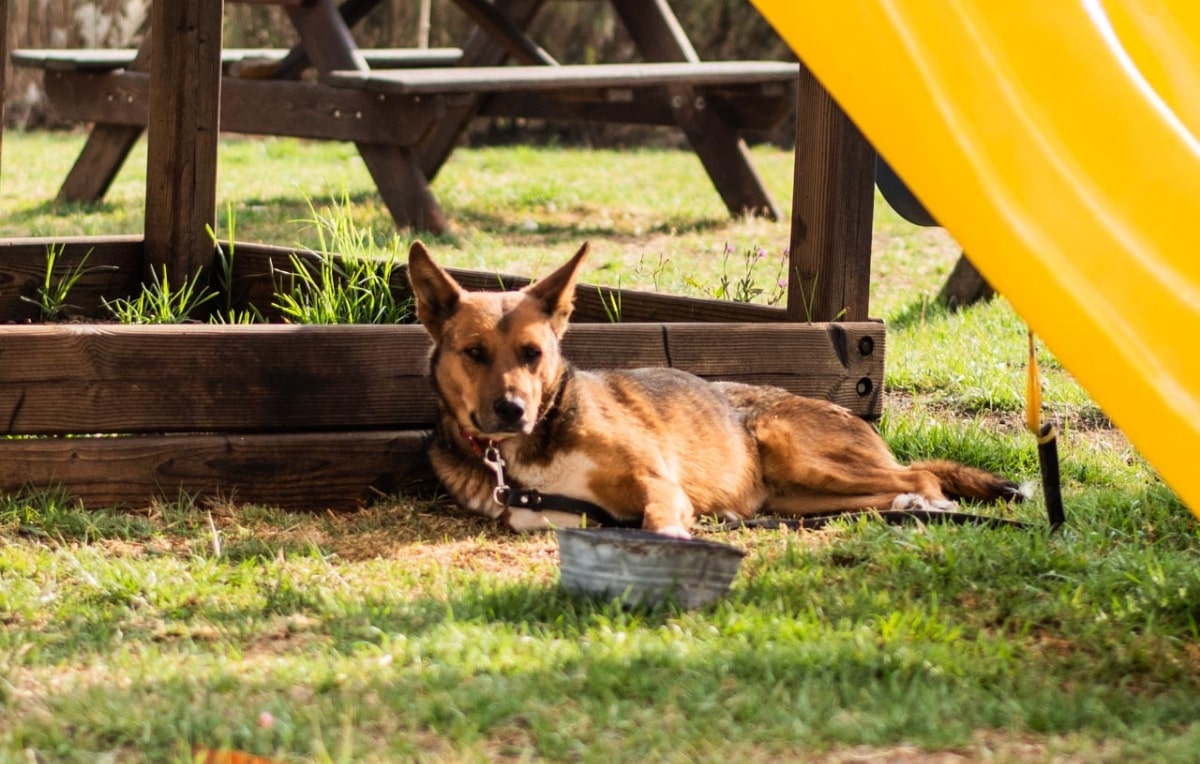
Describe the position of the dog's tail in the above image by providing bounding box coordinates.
[912,460,1028,504]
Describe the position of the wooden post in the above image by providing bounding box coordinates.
[143,0,223,285]
[786,63,876,322]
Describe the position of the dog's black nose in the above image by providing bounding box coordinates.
[492,397,526,427]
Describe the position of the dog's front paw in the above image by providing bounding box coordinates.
[891,493,956,512]
[653,524,692,540]
[892,493,930,511]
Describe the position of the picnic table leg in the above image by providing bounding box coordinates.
[358,145,448,233]
[785,63,876,322]
[56,37,154,203]
[609,0,782,220]
[58,127,145,203]
[286,0,447,232]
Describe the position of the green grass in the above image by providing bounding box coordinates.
[1,130,1198,762]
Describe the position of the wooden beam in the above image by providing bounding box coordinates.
[225,241,790,324]
[143,0,223,284]
[938,253,996,310]
[272,0,383,79]
[0,431,435,511]
[0,321,884,436]
[786,62,876,322]
[44,71,444,146]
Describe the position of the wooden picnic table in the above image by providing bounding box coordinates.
[12,0,877,323]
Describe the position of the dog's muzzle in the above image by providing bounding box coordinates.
[492,396,527,429]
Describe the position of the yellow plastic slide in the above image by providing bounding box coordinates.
[750,1,1200,518]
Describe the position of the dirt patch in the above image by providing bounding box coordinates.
[882,390,1132,454]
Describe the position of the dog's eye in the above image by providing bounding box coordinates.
[519,345,543,365]
[462,345,488,364]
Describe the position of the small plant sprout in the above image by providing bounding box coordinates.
[635,251,671,292]
[206,207,265,325]
[21,244,117,321]
[686,243,789,305]
[597,274,623,323]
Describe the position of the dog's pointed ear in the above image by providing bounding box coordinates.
[407,240,463,339]
[525,243,588,335]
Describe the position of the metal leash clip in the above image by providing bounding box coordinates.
[482,445,511,505]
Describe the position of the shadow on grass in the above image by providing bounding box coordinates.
[447,207,729,244]
[2,198,124,227]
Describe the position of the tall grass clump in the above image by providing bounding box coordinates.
[102,264,217,324]
[271,197,413,324]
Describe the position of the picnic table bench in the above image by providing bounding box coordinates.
[13,0,799,234]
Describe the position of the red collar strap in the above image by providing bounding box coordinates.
[461,429,487,458]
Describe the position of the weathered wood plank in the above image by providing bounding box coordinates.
[325,61,799,96]
[0,321,883,435]
[0,431,434,511]
[0,324,666,435]
[787,63,876,322]
[665,322,885,415]
[449,0,557,66]
[52,37,152,203]
[482,89,794,131]
[57,125,145,203]
[0,324,436,434]
[443,265,787,324]
[0,237,787,324]
[286,0,448,233]
[937,253,995,310]
[143,0,222,285]
[269,0,408,79]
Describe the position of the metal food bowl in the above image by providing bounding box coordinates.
[556,527,745,609]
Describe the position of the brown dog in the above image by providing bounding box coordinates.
[408,241,1023,537]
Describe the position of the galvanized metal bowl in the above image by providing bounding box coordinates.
[556,527,745,609]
